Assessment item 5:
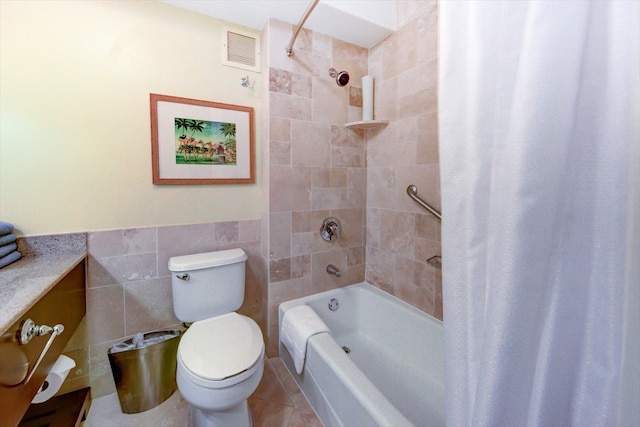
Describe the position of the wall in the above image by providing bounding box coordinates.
[261,19,368,354]
[0,0,267,400]
[2,0,441,398]
[260,1,441,353]
[365,1,442,317]
[0,1,262,236]
[79,221,263,397]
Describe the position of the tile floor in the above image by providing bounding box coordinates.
[85,357,322,427]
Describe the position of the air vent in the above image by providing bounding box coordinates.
[222,26,260,72]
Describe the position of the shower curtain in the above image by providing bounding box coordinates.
[439,1,639,426]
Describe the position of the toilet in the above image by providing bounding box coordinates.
[169,248,264,427]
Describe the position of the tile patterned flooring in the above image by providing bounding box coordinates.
[85,357,322,427]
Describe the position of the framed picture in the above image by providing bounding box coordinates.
[150,94,255,184]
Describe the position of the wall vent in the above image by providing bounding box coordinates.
[222,26,260,72]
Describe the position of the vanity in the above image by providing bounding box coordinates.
[0,241,87,427]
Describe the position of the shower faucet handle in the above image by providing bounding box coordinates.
[320,217,341,242]
[326,223,338,239]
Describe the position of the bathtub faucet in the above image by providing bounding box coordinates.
[326,264,341,277]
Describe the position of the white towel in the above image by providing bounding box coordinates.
[281,305,330,374]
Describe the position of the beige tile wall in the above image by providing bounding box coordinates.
[261,0,442,357]
[261,19,368,355]
[62,220,263,398]
[365,1,442,318]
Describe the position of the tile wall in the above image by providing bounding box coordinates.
[260,0,442,356]
[261,19,369,355]
[365,1,442,317]
[61,220,263,398]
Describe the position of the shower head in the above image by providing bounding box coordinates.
[328,68,350,87]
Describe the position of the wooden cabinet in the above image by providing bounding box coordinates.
[0,258,86,427]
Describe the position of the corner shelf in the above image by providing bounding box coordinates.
[344,120,389,129]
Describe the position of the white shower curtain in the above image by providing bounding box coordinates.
[439,1,639,426]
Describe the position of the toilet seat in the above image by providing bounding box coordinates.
[178,312,264,389]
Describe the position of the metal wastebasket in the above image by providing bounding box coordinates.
[107,330,181,413]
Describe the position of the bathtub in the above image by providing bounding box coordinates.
[278,282,445,427]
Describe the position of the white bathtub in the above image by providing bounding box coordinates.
[278,282,445,427]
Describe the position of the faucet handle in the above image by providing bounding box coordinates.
[326,223,338,240]
[320,217,341,242]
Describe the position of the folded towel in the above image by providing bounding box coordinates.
[0,233,17,246]
[0,243,17,258]
[0,222,13,236]
[0,250,21,269]
[281,305,330,374]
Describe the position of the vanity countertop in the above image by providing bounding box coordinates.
[0,253,86,334]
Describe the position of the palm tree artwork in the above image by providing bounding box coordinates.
[174,117,237,165]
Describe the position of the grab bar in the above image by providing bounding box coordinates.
[407,185,441,221]
[286,0,319,57]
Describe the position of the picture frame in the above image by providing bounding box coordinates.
[150,93,255,184]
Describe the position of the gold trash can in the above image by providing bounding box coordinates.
[108,330,181,414]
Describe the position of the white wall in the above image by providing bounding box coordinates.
[0,0,262,236]
[160,0,396,48]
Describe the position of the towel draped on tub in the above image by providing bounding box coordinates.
[280,305,330,374]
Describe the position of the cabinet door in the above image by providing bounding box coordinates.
[0,260,85,427]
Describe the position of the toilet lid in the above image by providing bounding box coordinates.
[179,313,264,381]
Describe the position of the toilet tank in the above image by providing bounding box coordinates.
[169,248,248,323]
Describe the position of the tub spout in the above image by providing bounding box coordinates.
[326,264,341,277]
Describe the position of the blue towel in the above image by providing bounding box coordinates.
[0,250,21,269]
[0,233,16,246]
[0,243,17,258]
[0,222,13,236]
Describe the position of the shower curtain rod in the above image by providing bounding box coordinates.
[407,185,442,221]
[286,0,320,57]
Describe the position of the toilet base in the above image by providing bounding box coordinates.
[189,400,253,427]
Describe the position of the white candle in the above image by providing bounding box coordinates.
[362,75,374,121]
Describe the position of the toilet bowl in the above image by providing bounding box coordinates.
[168,249,265,427]
[177,313,264,426]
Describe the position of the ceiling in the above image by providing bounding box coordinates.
[160,0,397,48]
